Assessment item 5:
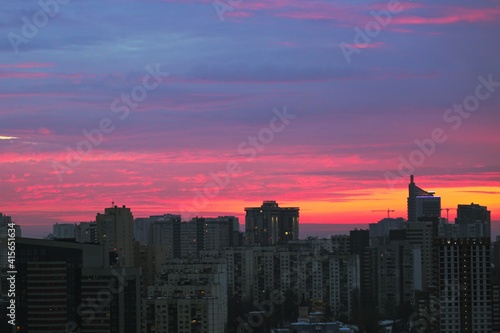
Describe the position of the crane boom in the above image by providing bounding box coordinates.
[371,208,395,218]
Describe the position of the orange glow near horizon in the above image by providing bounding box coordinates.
[6,184,500,232]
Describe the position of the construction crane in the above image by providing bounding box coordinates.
[371,209,395,218]
[441,208,457,221]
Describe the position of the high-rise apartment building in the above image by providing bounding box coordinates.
[349,229,369,256]
[52,223,76,239]
[376,236,416,317]
[137,214,239,258]
[204,216,240,250]
[329,255,361,321]
[96,205,134,267]
[75,221,97,243]
[360,247,379,308]
[406,221,436,291]
[331,235,350,255]
[456,203,491,237]
[434,238,492,333]
[245,201,299,246]
[149,214,182,258]
[147,257,228,333]
[439,203,491,238]
[369,218,406,240]
[494,236,500,274]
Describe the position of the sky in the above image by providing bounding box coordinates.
[1,0,500,238]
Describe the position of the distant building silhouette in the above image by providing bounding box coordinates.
[456,203,491,237]
[245,201,299,246]
[135,214,240,258]
[52,222,76,239]
[438,203,491,238]
[349,229,369,256]
[407,175,440,222]
[75,221,97,243]
[96,205,134,267]
[369,217,405,240]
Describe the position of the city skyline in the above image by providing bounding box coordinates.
[1,0,500,238]
[5,192,500,239]
[6,198,498,332]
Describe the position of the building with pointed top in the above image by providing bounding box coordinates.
[407,175,441,222]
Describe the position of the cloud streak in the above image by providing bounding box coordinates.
[1,0,499,236]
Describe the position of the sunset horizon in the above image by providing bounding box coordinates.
[2,0,500,238]
[6,173,500,239]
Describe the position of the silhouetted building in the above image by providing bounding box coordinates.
[377,237,416,317]
[245,201,299,246]
[204,216,240,249]
[494,236,500,273]
[455,203,491,237]
[331,235,350,255]
[415,196,441,220]
[142,214,239,259]
[493,268,500,333]
[406,221,436,291]
[80,267,141,333]
[96,205,134,267]
[408,175,439,222]
[434,238,492,333]
[361,247,378,307]
[150,214,182,258]
[349,229,369,256]
[369,217,405,246]
[329,255,361,321]
[75,221,97,243]
[52,223,76,239]
[16,238,107,333]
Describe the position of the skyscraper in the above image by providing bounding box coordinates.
[415,195,441,220]
[406,221,436,291]
[245,200,299,246]
[96,205,134,267]
[407,175,440,222]
[434,238,492,333]
[456,203,491,237]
